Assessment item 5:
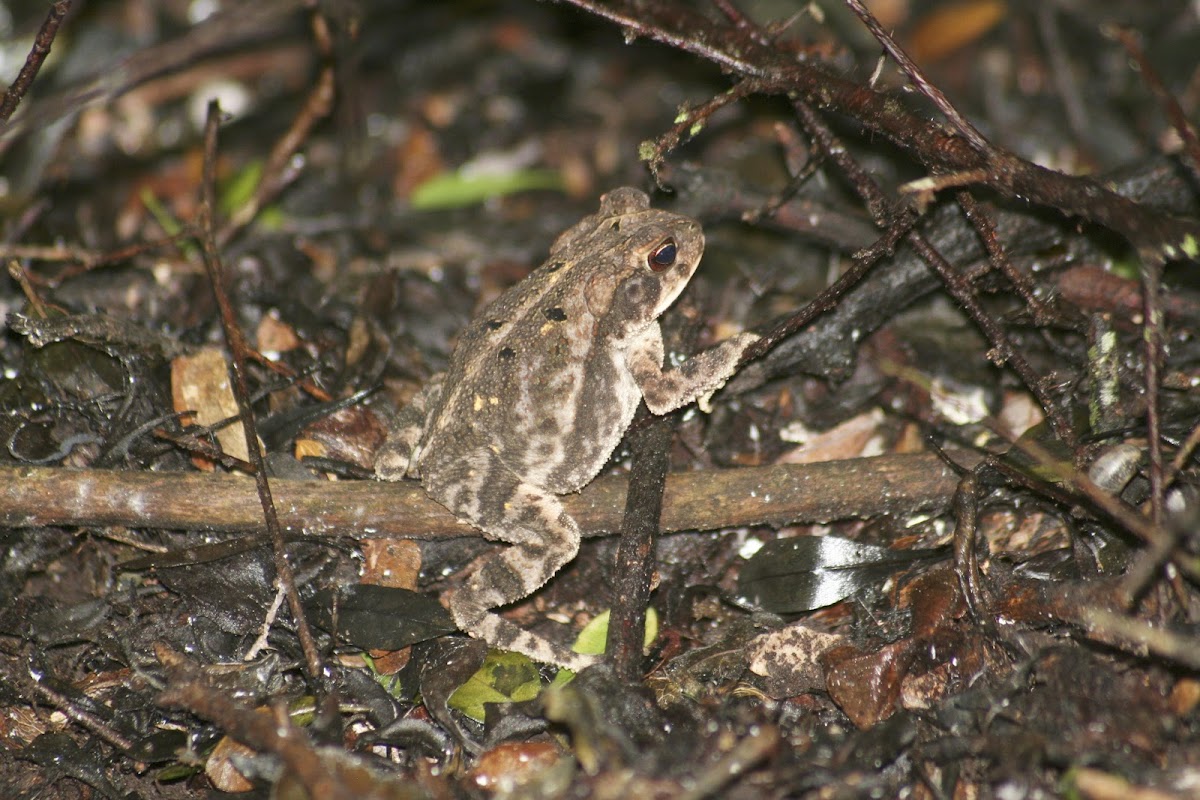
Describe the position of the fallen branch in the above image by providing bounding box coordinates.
[1,452,976,540]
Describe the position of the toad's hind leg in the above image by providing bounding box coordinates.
[430,466,599,671]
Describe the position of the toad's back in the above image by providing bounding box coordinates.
[415,188,705,496]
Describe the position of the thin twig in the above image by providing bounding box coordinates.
[741,211,916,364]
[1036,5,1090,148]
[0,0,303,143]
[644,83,753,183]
[23,656,135,753]
[1109,26,1200,185]
[197,101,327,687]
[7,260,50,318]
[0,1,71,124]
[218,66,335,247]
[985,431,1197,588]
[841,0,989,153]
[790,96,1077,446]
[8,230,196,287]
[1140,255,1166,527]
[1099,26,1187,528]
[955,191,1054,326]
[1166,418,1200,488]
[1080,606,1200,671]
[1100,30,1179,528]
[914,226,1076,445]
[156,646,374,800]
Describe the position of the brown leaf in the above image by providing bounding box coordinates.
[361,539,422,591]
[171,346,252,465]
[908,0,1007,64]
[823,640,916,728]
[299,405,388,471]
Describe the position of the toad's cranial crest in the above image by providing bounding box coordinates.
[376,187,759,670]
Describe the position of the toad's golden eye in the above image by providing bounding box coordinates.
[648,239,677,271]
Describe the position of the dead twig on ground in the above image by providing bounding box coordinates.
[0,453,977,542]
[196,100,327,686]
[0,1,72,124]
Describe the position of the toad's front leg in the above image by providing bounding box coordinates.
[424,452,599,672]
[628,324,760,415]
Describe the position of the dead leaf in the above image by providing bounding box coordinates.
[362,539,422,591]
[171,346,253,465]
[909,0,1007,64]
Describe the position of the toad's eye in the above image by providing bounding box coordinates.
[648,239,677,272]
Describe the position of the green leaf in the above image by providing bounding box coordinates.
[409,169,565,210]
[571,607,659,656]
[1181,233,1198,259]
[257,205,285,231]
[140,188,184,238]
[215,161,285,230]
[219,160,264,217]
[447,650,544,722]
[140,188,197,259]
[1109,257,1139,281]
[571,610,611,656]
[552,608,660,687]
[154,763,203,782]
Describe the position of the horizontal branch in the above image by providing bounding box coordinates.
[0,452,976,540]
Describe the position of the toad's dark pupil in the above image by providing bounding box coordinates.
[649,240,677,271]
